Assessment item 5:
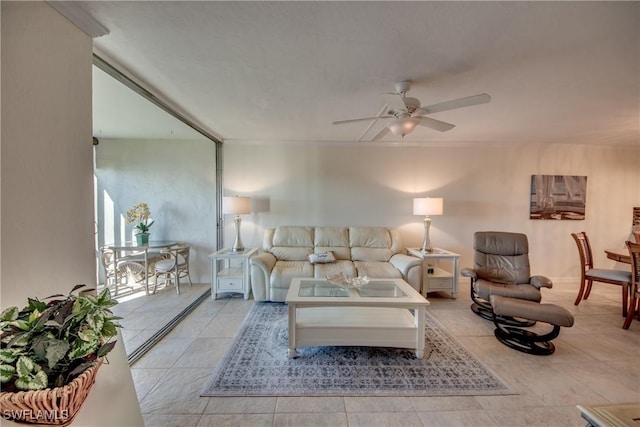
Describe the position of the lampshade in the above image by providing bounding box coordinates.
[388,117,420,137]
[413,197,444,216]
[223,196,251,215]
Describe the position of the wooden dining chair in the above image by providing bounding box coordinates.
[623,241,640,329]
[571,232,632,317]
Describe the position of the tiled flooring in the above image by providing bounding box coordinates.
[112,283,211,359]
[125,281,639,427]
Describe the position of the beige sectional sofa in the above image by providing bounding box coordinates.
[250,226,422,302]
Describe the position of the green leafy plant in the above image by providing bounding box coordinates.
[0,285,121,392]
[126,201,154,234]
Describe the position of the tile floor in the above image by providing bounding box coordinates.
[112,283,211,358]
[126,281,639,427]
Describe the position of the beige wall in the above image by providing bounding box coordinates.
[1,1,95,306]
[1,3,143,425]
[224,141,640,286]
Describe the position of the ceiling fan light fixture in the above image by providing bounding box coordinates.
[388,117,420,136]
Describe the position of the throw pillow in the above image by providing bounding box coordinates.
[308,251,336,264]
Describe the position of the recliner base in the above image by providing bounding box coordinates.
[493,323,559,356]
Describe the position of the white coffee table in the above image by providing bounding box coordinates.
[285,278,430,359]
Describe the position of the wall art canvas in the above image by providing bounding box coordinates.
[530,175,587,220]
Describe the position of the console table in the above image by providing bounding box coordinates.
[407,248,460,298]
[209,248,257,300]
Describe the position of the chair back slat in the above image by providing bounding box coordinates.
[571,232,594,270]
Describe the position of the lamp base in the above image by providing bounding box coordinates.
[420,216,433,253]
[231,215,244,252]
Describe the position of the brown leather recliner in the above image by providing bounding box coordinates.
[461,231,553,325]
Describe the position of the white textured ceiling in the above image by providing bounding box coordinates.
[81,1,639,145]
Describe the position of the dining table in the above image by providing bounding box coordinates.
[106,240,178,295]
[605,248,631,264]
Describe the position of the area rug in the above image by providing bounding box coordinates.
[201,302,515,397]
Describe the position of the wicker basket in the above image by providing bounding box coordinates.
[0,359,103,426]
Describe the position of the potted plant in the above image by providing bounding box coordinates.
[126,202,154,245]
[0,285,121,426]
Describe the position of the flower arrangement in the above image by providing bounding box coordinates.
[126,202,154,234]
[0,285,121,392]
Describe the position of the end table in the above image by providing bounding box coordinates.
[209,248,257,300]
[407,248,460,299]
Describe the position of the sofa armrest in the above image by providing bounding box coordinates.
[389,253,422,291]
[460,268,477,280]
[530,275,553,289]
[250,252,277,302]
[389,253,421,275]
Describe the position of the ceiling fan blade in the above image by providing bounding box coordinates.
[420,93,491,115]
[417,117,456,132]
[332,116,393,125]
[371,126,390,141]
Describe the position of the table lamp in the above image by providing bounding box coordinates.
[413,197,444,253]
[223,196,251,252]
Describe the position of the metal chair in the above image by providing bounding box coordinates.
[623,241,640,329]
[153,244,193,295]
[571,232,632,317]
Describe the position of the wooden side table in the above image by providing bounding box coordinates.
[209,248,257,300]
[407,248,460,299]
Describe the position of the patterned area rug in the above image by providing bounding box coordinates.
[201,302,514,397]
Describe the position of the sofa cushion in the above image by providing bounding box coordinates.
[354,261,402,279]
[315,246,351,260]
[270,261,314,288]
[315,227,351,260]
[273,226,314,247]
[349,227,391,248]
[271,247,314,261]
[314,260,357,278]
[349,227,395,262]
[269,226,314,261]
[315,227,349,246]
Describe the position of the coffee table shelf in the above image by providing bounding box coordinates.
[295,306,419,348]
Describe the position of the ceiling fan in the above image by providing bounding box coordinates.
[332,81,491,140]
